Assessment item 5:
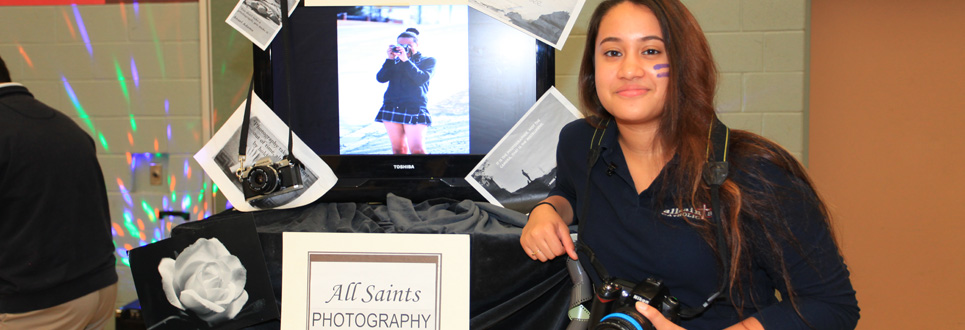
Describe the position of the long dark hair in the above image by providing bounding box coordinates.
[578,0,838,321]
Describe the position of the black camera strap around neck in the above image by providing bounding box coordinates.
[237,0,298,177]
[575,116,731,319]
[576,117,613,283]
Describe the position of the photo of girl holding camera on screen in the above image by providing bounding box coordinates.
[520,1,859,329]
[375,27,437,154]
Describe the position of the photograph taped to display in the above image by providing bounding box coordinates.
[194,92,337,212]
[129,216,278,330]
[213,116,320,209]
[468,0,585,49]
[337,5,470,155]
[226,0,299,50]
[467,87,581,212]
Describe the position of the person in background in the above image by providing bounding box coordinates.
[519,0,859,329]
[375,27,436,154]
[0,54,118,329]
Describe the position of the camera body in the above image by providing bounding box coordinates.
[392,44,411,55]
[239,156,304,202]
[589,277,681,330]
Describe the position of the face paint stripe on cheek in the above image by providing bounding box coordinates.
[654,63,670,78]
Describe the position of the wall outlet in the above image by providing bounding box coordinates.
[149,164,163,185]
[130,153,170,192]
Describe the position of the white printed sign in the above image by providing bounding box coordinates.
[282,233,469,329]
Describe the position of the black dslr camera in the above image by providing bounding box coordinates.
[589,277,681,330]
[238,156,304,202]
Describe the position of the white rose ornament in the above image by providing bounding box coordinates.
[158,237,249,324]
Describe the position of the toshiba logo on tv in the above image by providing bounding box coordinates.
[393,164,415,170]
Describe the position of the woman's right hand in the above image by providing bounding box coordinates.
[521,200,578,262]
[386,45,398,60]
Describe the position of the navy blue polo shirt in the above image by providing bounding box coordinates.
[550,119,859,329]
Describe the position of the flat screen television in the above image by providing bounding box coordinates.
[254,4,555,203]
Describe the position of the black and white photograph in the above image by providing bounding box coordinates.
[466,87,581,212]
[244,0,282,25]
[226,0,300,50]
[336,5,470,155]
[129,217,278,330]
[194,92,338,212]
[468,0,586,49]
[211,115,320,210]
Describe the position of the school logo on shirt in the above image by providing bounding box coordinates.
[661,205,712,219]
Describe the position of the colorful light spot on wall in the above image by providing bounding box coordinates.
[113,57,131,106]
[130,57,140,89]
[123,211,139,241]
[97,131,109,151]
[117,177,134,207]
[145,8,165,78]
[61,76,94,133]
[60,8,77,40]
[181,194,191,210]
[94,131,109,151]
[140,200,156,223]
[17,45,34,69]
[71,5,93,57]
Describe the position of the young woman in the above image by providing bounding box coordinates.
[520,1,859,329]
[375,27,436,154]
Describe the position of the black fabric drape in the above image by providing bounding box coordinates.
[171,194,572,329]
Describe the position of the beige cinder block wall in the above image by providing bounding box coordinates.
[556,0,809,162]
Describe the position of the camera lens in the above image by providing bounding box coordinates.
[246,166,279,193]
[595,308,652,330]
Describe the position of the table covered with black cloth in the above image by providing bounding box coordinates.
[171,193,573,329]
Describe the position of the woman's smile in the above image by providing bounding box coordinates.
[615,85,651,97]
